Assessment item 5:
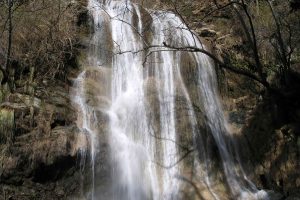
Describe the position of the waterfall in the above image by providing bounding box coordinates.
[72,0,269,199]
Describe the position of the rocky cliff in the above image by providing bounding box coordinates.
[0,1,90,199]
[172,0,300,198]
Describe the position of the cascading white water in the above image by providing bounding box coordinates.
[72,70,99,200]
[73,0,269,199]
[106,2,159,199]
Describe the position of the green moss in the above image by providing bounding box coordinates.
[0,69,3,83]
[77,52,88,69]
[0,108,15,144]
[0,83,11,104]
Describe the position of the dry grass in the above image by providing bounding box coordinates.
[0,0,85,81]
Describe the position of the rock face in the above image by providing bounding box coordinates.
[1,127,82,199]
[0,0,92,198]
[172,0,300,198]
[0,77,88,199]
[223,91,300,198]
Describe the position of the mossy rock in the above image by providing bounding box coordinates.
[0,69,3,84]
[0,83,11,104]
[0,90,4,103]
[0,108,15,144]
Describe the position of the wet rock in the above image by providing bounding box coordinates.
[137,4,153,44]
[78,68,112,109]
